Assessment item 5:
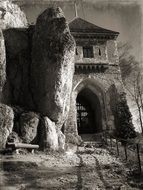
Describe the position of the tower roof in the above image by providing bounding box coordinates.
[69,17,119,36]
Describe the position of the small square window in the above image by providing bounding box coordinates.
[83,46,94,58]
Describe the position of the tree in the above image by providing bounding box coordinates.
[118,42,143,134]
[114,93,137,139]
[124,70,143,134]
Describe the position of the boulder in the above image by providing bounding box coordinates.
[0,103,14,149]
[19,112,39,143]
[57,130,65,150]
[7,131,20,143]
[39,117,59,151]
[31,7,75,128]
[0,0,27,29]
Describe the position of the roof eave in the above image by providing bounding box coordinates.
[71,31,119,39]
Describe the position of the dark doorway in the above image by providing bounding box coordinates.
[76,96,95,134]
[76,88,102,135]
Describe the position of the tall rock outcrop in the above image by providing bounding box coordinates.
[31,7,75,128]
[3,28,33,108]
[0,4,75,151]
[0,0,29,149]
[0,0,28,103]
[0,0,27,29]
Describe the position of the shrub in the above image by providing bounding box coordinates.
[114,93,136,140]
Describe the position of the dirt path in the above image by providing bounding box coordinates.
[0,146,141,190]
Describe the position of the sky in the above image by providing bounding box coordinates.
[15,0,143,63]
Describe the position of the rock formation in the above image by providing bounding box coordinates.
[0,0,28,149]
[0,103,14,149]
[19,112,39,144]
[0,2,75,151]
[0,30,6,102]
[31,7,75,128]
[0,0,27,29]
[39,117,59,151]
[0,0,28,103]
[3,28,32,107]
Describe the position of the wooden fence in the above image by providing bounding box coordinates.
[102,132,143,174]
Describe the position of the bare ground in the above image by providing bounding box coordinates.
[0,145,142,190]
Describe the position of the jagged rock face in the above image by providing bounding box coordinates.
[0,30,6,102]
[0,0,27,29]
[31,7,75,128]
[3,29,34,108]
[0,103,14,149]
[0,0,28,104]
[19,112,39,143]
[0,6,74,151]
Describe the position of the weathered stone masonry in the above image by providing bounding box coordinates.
[64,17,124,140]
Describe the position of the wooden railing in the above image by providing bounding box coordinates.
[102,131,143,174]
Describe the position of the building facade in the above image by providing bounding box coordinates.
[65,17,123,140]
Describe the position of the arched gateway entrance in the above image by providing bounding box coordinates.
[76,88,102,135]
[74,79,106,140]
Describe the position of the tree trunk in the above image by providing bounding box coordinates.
[137,101,143,134]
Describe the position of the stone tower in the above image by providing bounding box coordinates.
[64,17,123,141]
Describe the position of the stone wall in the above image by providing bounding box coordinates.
[107,40,119,65]
[75,39,119,65]
[64,65,124,139]
[64,27,123,140]
[75,40,108,64]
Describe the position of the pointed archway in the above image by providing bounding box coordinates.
[76,88,102,136]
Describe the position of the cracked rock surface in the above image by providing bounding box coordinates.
[31,7,75,128]
[0,103,14,149]
[0,4,75,151]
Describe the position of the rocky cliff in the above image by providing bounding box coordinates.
[0,1,75,151]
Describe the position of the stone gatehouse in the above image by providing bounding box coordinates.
[65,17,123,140]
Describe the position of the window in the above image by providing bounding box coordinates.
[99,48,101,56]
[83,46,94,58]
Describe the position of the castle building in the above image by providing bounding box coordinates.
[65,17,123,140]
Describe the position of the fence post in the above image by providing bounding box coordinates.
[124,143,127,161]
[110,137,112,148]
[104,132,108,144]
[116,139,119,156]
[136,143,142,174]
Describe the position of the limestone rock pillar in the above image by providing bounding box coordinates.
[31,7,75,128]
